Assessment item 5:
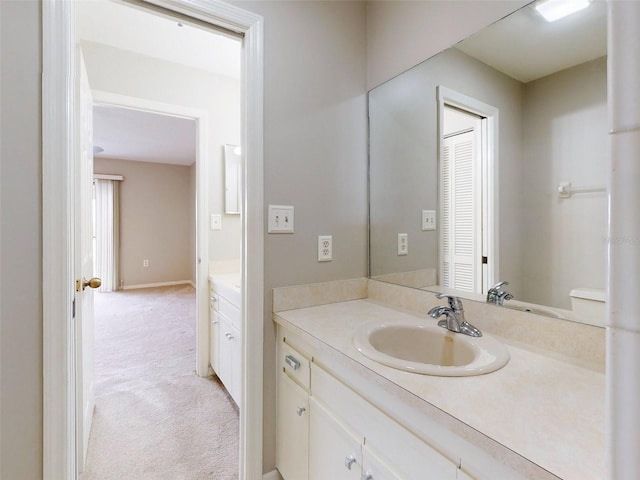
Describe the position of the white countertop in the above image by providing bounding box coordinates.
[274,299,605,480]
[209,272,241,307]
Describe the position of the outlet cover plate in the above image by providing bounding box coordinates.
[397,233,408,255]
[318,235,332,261]
[268,205,294,233]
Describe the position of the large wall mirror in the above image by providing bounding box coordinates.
[369,0,607,326]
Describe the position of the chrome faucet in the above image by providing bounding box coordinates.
[486,281,514,306]
[428,293,482,337]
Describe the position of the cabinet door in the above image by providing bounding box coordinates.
[309,397,361,480]
[362,446,402,480]
[218,315,233,393]
[276,372,309,480]
[209,310,220,374]
[228,320,241,404]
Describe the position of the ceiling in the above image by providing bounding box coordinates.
[455,0,607,83]
[77,0,241,165]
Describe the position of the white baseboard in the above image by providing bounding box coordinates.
[122,280,194,290]
[188,280,196,288]
[263,470,282,480]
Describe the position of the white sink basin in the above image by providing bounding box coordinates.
[353,320,510,376]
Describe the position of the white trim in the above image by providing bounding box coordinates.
[42,2,264,480]
[121,280,194,290]
[91,89,210,378]
[263,470,283,480]
[436,86,499,293]
[93,174,123,181]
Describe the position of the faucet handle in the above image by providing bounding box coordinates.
[435,293,463,310]
[488,281,509,293]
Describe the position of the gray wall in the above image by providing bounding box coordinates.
[0,1,528,476]
[94,158,195,288]
[522,57,608,308]
[366,0,530,89]
[0,1,42,478]
[232,1,369,471]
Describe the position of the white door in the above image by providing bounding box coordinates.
[440,107,483,294]
[75,51,99,472]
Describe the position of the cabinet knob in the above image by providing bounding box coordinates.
[296,406,306,416]
[361,474,373,480]
[344,455,357,470]
[225,332,235,339]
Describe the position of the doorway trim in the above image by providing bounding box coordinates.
[91,90,211,377]
[437,86,499,292]
[42,1,264,479]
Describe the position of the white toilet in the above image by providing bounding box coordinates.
[569,288,606,327]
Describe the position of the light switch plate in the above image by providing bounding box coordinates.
[398,233,408,255]
[210,214,222,231]
[422,210,436,231]
[268,205,294,233]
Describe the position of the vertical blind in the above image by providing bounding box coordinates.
[94,178,120,291]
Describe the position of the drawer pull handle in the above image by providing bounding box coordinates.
[296,406,306,416]
[361,475,372,480]
[285,355,300,370]
[344,455,357,470]
[225,332,235,339]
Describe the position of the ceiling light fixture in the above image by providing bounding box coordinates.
[535,0,591,22]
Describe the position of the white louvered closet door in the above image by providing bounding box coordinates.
[441,129,482,293]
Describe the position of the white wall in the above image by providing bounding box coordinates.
[522,57,608,309]
[94,158,195,288]
[366,0,530,89]
[81,41,241,264]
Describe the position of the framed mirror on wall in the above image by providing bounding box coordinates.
[369,0,607,326]
[224,144,242,215]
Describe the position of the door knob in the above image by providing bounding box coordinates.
[76,277,101,292]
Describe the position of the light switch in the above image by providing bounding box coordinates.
[268,205,294,233]
[210,214,222,231]
[422,210,436,231]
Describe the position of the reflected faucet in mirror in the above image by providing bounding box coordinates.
[428,293,482,337]
[486,281,514,306]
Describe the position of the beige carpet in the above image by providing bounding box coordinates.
[80,284,239,480]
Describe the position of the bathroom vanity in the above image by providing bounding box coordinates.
[209,272,242,405]
[273,280,605,480]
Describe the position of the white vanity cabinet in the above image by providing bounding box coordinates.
[276,328,459,480]
[209,279,242,405]
[276,339,311,480]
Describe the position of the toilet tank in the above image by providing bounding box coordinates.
[569,288,606,327]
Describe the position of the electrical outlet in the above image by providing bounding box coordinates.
[268,205,294,233]
[397,233,408,255]
[210,214,222,231]
[143,259,149,267]
[422,210,436,231]
[318,235,333,262]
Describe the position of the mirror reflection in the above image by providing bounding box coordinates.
[369,0,607,326]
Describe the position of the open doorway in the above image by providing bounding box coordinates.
[76,1,242,476]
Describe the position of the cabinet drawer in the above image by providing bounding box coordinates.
[280,340,311,391]
[219,296,240,327]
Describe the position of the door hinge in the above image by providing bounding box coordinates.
[72,298,76,319]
